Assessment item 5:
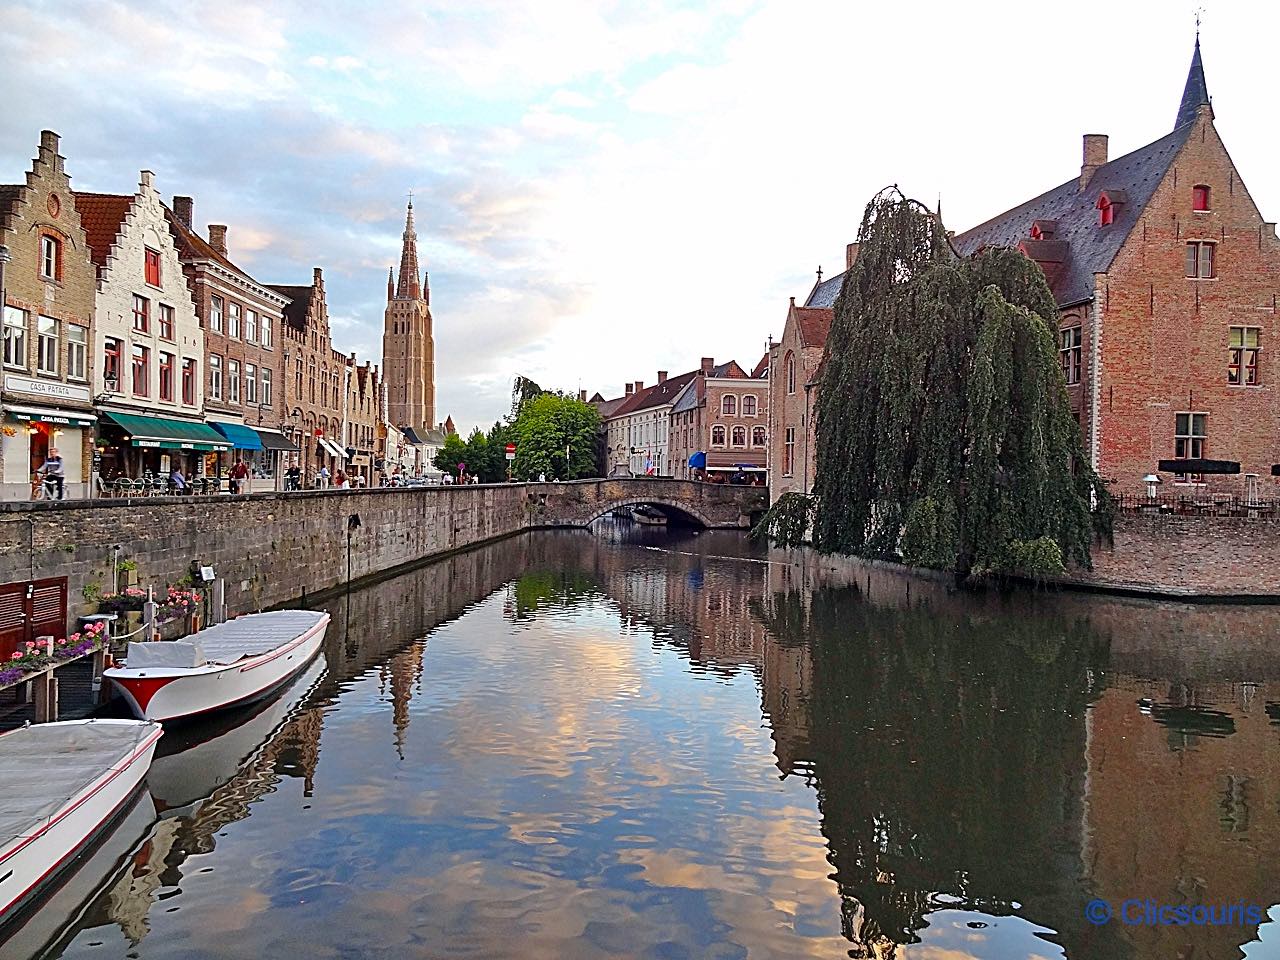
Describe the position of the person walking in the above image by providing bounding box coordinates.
[286,463,301,491]
[36,448,65,500]
[229,458,250,495]
[317,464,331,489]
[170,467,189,494]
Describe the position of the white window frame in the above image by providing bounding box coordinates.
[227,358,241,404]
[210,295,224,334]
[3,306,27,368]
[36,315,59,375]
[66,324,87,380]
[721,394,737,416]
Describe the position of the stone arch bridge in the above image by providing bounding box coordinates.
[529,478,768,528]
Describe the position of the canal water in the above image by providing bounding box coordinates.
[10,522,1280,959]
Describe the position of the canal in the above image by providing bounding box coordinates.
[10,522,1280,959]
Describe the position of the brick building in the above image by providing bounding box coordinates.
[668,358,768,482]
[343,357,384,486]
[382,200,435,434]
[166,197,294,486]
[0,131,97,500]
[270,268,350,483]
[951,38,1280,497]
[767,291,836,501]
[76,171,221,484]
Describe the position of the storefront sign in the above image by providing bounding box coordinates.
[4,374,91,403]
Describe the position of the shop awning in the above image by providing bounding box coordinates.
[317,437,346,459]
[101,411,231,451]
[6,405,97,427]
[255,428,299,453]
[210,421,263,451]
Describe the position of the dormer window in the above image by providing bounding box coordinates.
[1193,185,1211,211]
[1096,190,1127,227]
[1029,219,1057,240]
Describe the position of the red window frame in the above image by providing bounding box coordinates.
[1097,196,1114,226]
[131,344,149,396]
[182,357,196,405]
[158,351,174,401]
[103,337,122,385]
[144,248,162,286]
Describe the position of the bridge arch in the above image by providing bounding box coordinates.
[579,497,714,528]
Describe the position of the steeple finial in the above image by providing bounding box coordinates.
[395,198,422,300]
[387,266,394,300]
[1175,31,1211,130]
[816,265,823,283]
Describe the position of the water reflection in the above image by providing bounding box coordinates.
[19,525,1280,959]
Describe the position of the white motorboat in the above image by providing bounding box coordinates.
[0,719,163,926]
[105,610,330,722]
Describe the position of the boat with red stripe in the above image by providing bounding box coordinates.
[104,610,329,722]
[0,719,163,928]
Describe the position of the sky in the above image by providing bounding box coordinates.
[1,0,1276,432]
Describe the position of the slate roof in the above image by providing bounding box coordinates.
[805,271,845,308]
[72,192,134,273]
[1176,37,1211,130]
[952,123,1194,305]
[269,284,314,330]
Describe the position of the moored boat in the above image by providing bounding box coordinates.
[104,610,329,722]
[0,719,163,927]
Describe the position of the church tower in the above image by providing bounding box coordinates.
[382,199,435,431]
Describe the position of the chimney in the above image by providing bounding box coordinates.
[625,383,634,396]
[846,242,859,271]
[1081,134,1108,189]
[657,370,667,383]
[578,389,587,402]
[313,266,323,286]
[633,380,643,393]
[172,196,193,228]
[701,357,714,375]
[208,224,228,255]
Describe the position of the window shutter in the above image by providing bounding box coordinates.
[0,583,26,661]
[29,577,67,641]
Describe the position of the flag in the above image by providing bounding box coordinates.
[644,451,655,476]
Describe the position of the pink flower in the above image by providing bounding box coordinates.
[9,652,20,661]
[24,641,35,650]
[69,633,81,643]
[56,638,66,646]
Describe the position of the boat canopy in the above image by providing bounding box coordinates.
[126,640,205,669]
[188,610,329,666]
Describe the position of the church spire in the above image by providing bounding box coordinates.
[395,198,422,300]
[1175,34,1211,130]
[387,266,394,301]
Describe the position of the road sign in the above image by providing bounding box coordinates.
[505,443,516,461]
[505,452,515,460]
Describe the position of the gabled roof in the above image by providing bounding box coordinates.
[165,209,240,275]
[610,369,700,417]
[269,284,314,329]
[750,353,769,378]
[72,192,133,273]
[0,184,23,224]
[805,271,845,308]
[793,306,833,349]
[952,123,1194,304]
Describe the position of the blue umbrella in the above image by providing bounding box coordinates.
[688,451,706,469]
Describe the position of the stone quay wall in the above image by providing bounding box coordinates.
[0,479,765,628]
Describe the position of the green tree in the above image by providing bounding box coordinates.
[432,433,468,478]
[810,187,1110,578]
[511,393,601,480]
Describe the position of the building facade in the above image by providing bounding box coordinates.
[768,297,833,501]
[0,130,97,500]
[166,197,293,486]
[343,358,383,486]
[603,371,698,476]
[271,269,350,483]
[76,171,220,483]
[382,201,435,433]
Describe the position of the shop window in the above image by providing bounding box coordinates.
[1174,412,1206,482]
[1228,327,1261,386]
[1186,241,1215,278]
[144,247,161,286]
[1060,326,1082,384]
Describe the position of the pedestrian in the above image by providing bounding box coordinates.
[170,467,189,494]
[36,448,65,500]
[318,464,331,489]
[334,469,348,489]
[286,463,301,491]
[229,458,250,495]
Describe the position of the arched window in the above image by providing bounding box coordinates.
[721,395,737,416]
[731,426,746,447]
[711,425,726,447]
[742,395,757,417]
[308,358,317,402]
[1193,184,1211,211]
[1097,194,1114,226]
[752,426,766,447]
[785,352,796,394]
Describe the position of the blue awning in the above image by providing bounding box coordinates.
[688,451,706,469]
[211,421,263,451]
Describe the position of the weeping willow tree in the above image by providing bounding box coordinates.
[807,187,1110,578]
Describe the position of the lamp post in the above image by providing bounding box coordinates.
[91,379,117,498]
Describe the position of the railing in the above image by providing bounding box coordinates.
[1114,492,1280,518]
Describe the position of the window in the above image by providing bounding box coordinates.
[261,314,272,348]
[228,302,241,339]
[1193,185,1211,211]
[711,425,726,447]
[1229,327,1261,386]
[785,352,796,394]
[37,316,59,375]
[103,337,122,387]
[132,294,149,332]
[783,427,795,476]
[158,351,174,401]
[245,363,257,404]
[1060,326,1082,385]
[131,344,150,396]
[1174,412,1207,482]
[182,358,196,405]
[721,395,737,416]
[1186,242,1215,278]
[308,358,316,402]
[67,325,86,380]
[3,306,26,367]
[158,303,174,340]
[260,367,272,407]
[228,359,241,404]
[752,426,767,447]
[40,235,61,281]
[210,295,224,334]
[245,309,258,344]
[295,357,303,396]
[209,354,223,401]
[731,425,746,447]
[742,395,757,417]
[1098,195,1114,226]
[144,248,161,286]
